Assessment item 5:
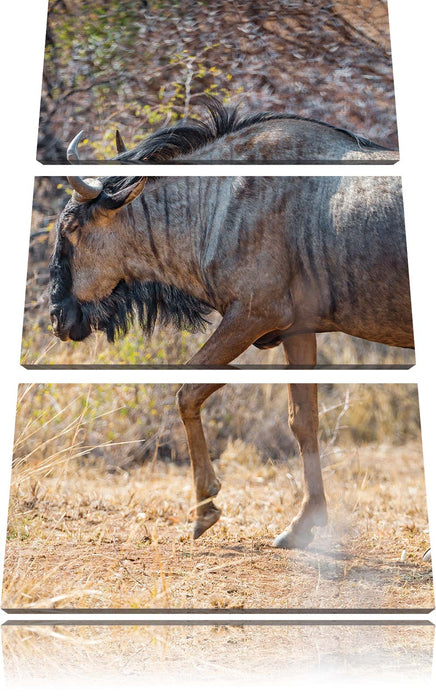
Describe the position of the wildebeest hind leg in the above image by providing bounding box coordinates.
[274,334,328,549]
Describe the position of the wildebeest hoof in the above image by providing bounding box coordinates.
[273,527,314,550]
[193,503,222,540]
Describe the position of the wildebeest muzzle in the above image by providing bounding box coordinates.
[50,297,92,342]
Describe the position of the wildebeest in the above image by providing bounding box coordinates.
[49,102,413,548]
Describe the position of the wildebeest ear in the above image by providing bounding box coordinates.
[104,178,147,210]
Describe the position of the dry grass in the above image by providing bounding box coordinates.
[11,383,423,468]
[2,623,434,685]
[2,383,433,611]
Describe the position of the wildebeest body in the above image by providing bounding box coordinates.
[54,175,411,350]
[175,119,397,163]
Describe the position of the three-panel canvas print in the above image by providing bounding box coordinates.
[2,0,434,691]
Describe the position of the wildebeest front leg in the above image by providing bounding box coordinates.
[274,334,328,549]
[178,305,275,539]
[178,383,225,539]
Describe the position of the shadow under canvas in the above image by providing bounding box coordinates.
[2,622,434,685]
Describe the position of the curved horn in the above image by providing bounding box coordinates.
[115,129,127,154]
[67,130,85,163]
[66,130,103,201]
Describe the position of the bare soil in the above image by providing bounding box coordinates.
[3,442,433,611]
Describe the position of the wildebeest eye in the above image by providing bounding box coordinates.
[60,216,80,243]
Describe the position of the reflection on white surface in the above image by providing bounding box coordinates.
[1,623,434,685]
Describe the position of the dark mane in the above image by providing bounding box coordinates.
[113,97,387,165]
[80,279,212,343]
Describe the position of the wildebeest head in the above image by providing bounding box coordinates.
[49,131,146,341]
[49,132,211,342]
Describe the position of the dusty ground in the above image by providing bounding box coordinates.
[2,623,434,685]
[3,441,433,611]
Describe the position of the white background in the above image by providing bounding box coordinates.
[0,0,435,698]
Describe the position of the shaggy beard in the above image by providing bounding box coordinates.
[79,280,212,343]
